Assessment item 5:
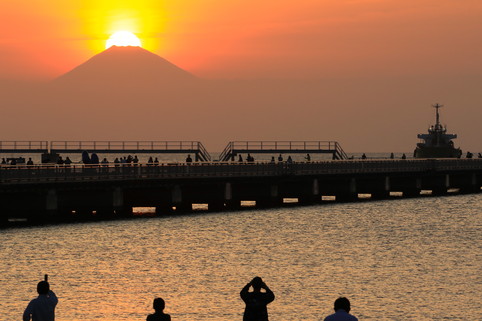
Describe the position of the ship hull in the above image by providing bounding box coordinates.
[414,146,462,158]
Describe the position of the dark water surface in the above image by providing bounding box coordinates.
[1,194,481,321]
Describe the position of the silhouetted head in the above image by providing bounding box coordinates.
[251,276,264,290]
[153,298,165,312]
[334,297,351,312]
[37,281,50,295]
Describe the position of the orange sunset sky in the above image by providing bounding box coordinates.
[2,0,481,80]
[0,0,481,153]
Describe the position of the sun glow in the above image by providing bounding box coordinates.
[105,31,142,49]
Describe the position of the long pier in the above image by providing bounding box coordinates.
[1,158,481,226]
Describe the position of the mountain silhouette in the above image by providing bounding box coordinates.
[54,46,198,90]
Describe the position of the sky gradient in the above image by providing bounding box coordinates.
[0,1,481,153]
[2,0,481,80]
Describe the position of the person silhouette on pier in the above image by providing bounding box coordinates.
[23,275,58,321]
[323,297,358,321]
[240,277,275,321]
[147,297,171,321]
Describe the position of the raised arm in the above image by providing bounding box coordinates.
[262,283,275,303]
[48,290,59,307]
[240,282,251,301]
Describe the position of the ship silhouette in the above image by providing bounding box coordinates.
[414,103,462,158]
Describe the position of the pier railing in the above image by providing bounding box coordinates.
[0,141,49,153]
[218,141,348,161]
[50,141,211,161]
[1,159,481,184]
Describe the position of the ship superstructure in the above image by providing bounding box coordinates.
[414,104,462,158]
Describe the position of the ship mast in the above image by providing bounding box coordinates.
[433,103,443,130]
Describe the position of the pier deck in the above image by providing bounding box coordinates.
[0,158,481,226]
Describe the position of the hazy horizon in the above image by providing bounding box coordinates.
[1,1,481,153]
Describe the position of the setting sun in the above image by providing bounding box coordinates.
[105,31,142,49]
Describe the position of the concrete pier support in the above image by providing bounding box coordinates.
[385,176,390,191]
[224,183,232,201]
[175,203,192,213]
[371,191,390,200]
[46,189,58,213]
[225,199,241,210]
[111,187,131,217]
[298,195,319,205]
[371,177,391,199]
[432,188,448,196]
[432,174,450,195]
[335,178,358,202]
[403,189,421,197]
[336,193,358,202]
[460,173,479,194]
[349,178,357,194]
[270,184,278,199]
[113,187,123,208]
[256,198,282,208]
[114,207,132,217]
[403,177,422,197]
[313,179,320,196]
[299,179,321,204]
[155,204,173,216]
[208,201,225,211]
[172,185,182,204]
[416,178,422,190]
[171,185,192,213]
[95,209,115,219]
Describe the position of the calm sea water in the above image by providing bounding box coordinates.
[1,193,481,321]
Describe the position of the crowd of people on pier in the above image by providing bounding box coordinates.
[23,276,358,321]
[2,150,482,168]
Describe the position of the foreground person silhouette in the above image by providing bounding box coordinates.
[323,297,358,321]
[240,277,275,321]
[147,298,171,321]
[23,276,58,321]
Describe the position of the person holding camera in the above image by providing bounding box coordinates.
[240,277,275,321]
[23,275,58,321]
